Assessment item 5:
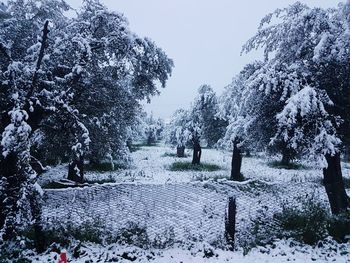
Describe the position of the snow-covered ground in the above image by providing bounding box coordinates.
[34,144,350,262]
[27,239,350,263]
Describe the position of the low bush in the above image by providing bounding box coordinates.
[241,194,350,253]
[22,219,107,249]
[168,162,221,172]
[85,162,127,172]
[274,197,329,245]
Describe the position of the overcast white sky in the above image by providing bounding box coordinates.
[67,0,341,119]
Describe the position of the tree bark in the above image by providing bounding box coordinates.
[231,141,242,181]
[176,146,185,157]
[68,156,84,183]
[147,133,155,146]
[192,139,201,165]
[281,151,291,166]
[126,138,132,151]
[323,153,350,215]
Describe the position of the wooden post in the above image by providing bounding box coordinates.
[225,197,236,250]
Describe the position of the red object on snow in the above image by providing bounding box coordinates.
[58,251,67,263]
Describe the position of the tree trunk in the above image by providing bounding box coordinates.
[281,151,291,166]
[126,138,132,151]
[147,133,155,146]
[176,146,185,157]
[231,141,242,181]
[323,153,350,215]
[68,156,84,183]
[192,140,202,165]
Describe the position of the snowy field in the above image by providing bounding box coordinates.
[33,144,350,262]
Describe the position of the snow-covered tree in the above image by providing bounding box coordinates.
[165,108,191,157]
[63,0,172,174]
[0,0,86,250]
[192,85,226,147]
[240,1,349,213]
[143,114,165,145]
[0,0,173,250]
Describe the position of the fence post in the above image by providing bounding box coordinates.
[225,197,236,250]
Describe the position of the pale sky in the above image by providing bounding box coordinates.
[67,0,341,119]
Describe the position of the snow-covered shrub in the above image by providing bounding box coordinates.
[274,195,329,245]
[151,227,175,249]
[114,222,150,249]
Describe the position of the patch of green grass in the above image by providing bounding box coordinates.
[268,160,307,170]
[168,162,221,172]
[161,152,178,157]
[161,152,188,158]
[129,142,159,152]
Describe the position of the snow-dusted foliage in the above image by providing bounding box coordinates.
[217,0,350,213]
[218,62,264,152]
[219,1,350,165]
[167,85,226,150]
[165,108,191,148]
[192,85,226,147]
[272,86,340,165]
[0,0,173,248]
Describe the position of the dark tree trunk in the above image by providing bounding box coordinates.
[68,156,84,183]
[147,134,155,146]
[281,151,291,166]
[323,153,350,215]
[192,139,202,165]
[126,138,132,151]
[176,146,185,158]
[231,141,242,181]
